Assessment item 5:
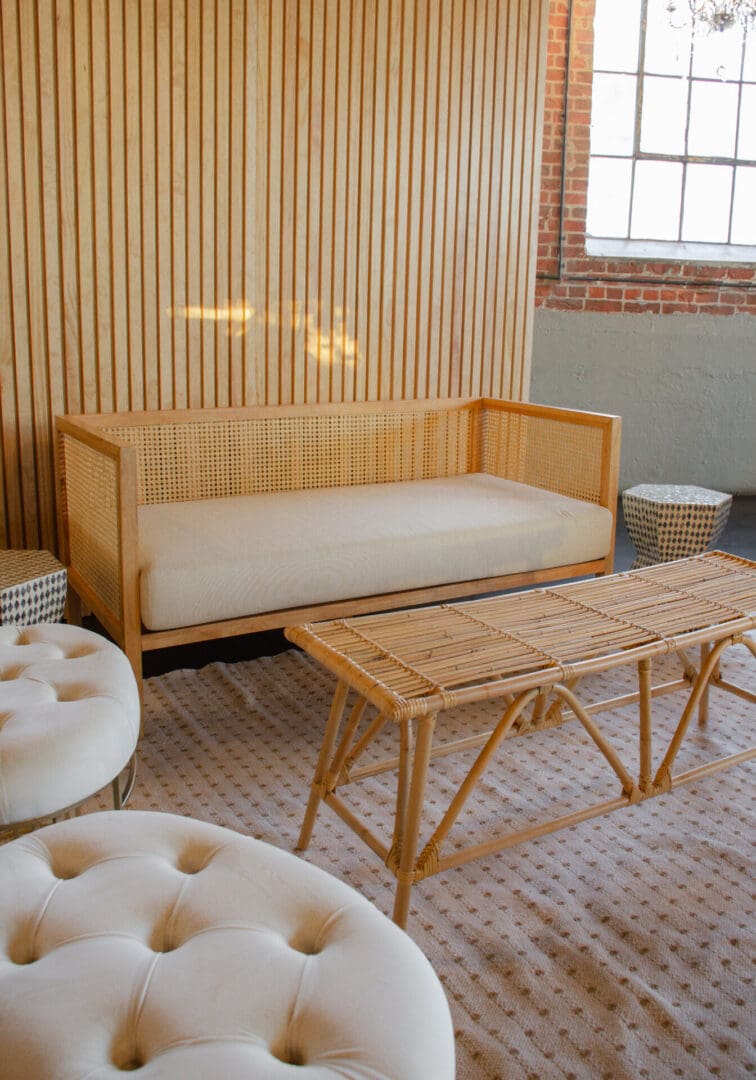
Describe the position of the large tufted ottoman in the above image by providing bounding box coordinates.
[0,811,456,1079]
[0,624,140,836]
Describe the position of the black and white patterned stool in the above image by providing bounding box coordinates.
[0,550,67,625]
[622,484,733,569]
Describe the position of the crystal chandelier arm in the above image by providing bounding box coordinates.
[685,0,756,31]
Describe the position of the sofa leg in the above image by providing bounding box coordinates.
[65,590,83,626]
[122,635,144,724]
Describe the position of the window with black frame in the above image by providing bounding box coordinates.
[586,0,756,263]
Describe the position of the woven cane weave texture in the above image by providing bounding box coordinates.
[288,552,756,719]
[481,408,604,504]
[0,549,63,589]
[59,435,123,618]
[95,401,612,508]
[0,550,67,625]
[103,407,480,506]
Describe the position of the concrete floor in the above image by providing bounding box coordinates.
[140,494,755,677]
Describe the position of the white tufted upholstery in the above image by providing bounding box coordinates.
[0,624,140,829]
[0,811,456,1079]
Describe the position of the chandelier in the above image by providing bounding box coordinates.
[670,0,756,31]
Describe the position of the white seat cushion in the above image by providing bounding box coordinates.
[0,625,140,826]
[138,473,614,631]
[0,810,455,1079]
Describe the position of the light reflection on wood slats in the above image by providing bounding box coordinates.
[0,0,548,550]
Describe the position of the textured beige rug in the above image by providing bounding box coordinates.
[123,640,754,1079]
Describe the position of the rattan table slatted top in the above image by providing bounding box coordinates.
[287,552,756,721]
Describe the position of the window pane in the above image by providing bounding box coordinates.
[682,163,733,241]
[731,166,756,243]
[593,0,641,72]
[744,28,756,80]
[645,0,692,76]
[591,73,637,155]
[587,157,633,237]
[691,22,745,80]
[687,80,739,156]
[641,76,688,154]
[737,83,756,159]
[631,161,683,239]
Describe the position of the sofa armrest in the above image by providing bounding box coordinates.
[480,398,621,510]
[55,417,141,674]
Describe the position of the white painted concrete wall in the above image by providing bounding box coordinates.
[530,310,756,495]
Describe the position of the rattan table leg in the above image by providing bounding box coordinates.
[418,690,540,863]
[325,698,368,790]
[298,681,349,851]
[638,659,653,794]
[698,643,712,725]
[392,715,437,930]
[653,637,733,790]
[391,718,415,862]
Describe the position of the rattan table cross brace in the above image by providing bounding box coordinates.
[287,552,756,929]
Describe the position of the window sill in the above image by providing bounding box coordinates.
[586,237,756,266]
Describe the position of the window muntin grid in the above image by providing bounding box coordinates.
[587,0,756,256]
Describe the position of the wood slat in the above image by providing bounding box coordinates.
[0,0,549,550]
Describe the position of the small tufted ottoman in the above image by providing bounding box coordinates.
[0,624,140,836]
[0,811,456,1079]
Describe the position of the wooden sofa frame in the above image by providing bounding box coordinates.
[55,397,621,684]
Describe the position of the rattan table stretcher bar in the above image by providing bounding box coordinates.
[286,552,756,929]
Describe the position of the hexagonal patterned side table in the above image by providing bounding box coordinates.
[0,549,67,625]
[622,484,733,570]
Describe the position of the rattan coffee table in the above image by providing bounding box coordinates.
[287,552,756,928]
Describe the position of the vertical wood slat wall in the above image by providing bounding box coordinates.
[0,0,549,552]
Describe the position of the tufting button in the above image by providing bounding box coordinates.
[289,938,321,956]
[55,687,93,703]
[52,867,79,880]
[8,944,37,965]
[111,1031,144,1072]
[113,1053,143,1072]
[0,666,24,681]
[271,1040,305,1067]
[177,848,209,875]
[149,924,179,953]
[6,924,38,965]
[288,928,323,955]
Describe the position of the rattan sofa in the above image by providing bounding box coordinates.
[55,397,621,683]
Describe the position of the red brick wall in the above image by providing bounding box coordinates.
[536,0,756,315]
